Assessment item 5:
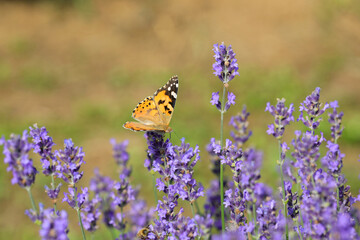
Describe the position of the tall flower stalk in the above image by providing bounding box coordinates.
[266,98,295,240]
[57,139,87,240]
[29,124,61,212]
[0,131,38,212]
[211,42,239,231]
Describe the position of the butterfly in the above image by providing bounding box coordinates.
[123,75,178,133]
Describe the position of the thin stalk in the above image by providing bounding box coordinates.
[295,219,304,240]
[26,187,37,213]
[190,203,201,239]
[219,84,227,232]
[336,185,340,212]
[278,140,289,240]
[51,173,57,212]
[252,202,258,236]
[73,186,86,240]
[76,208,87,240]
[152,174,158,203]
[194,200,202,215]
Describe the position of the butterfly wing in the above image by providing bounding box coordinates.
[123,121,162,132]
[153,75,178,125]
[123,75,178,132]
[131,96,163,124]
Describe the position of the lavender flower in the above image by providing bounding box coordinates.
[298,87,329,131]
[144,131,169,171]
[211,92,222,111]
[56,139,85,186]
[89,169,115,228]
[112,175,135,208]
[328,101,344,143]
[63,187,87,210]
[265,98,294,140]
[321,141,345,181]
[40,209,69,240]
[256,199,278,239]
[129,200,153,230]
[110,139,131,177]
[329,212,359,240]
[195,214,213,239]
[25,203,45,223]
[224,188,246,226]
[229,105,253,147]
[292,130,325,188]
[204,179,222,230]
[284,181,299,219]
[0,131,37,187]
[29,124,57,176]
[224,92,236,111]
[45,183,62,200]
[212,43,239,83]
[81,197,101,232]
[301,169,338,239]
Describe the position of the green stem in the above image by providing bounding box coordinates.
[194,200,202,215]
[152,174,158,203]
[26,187,37,213]
[295,219,304,240]
[336,185,340,212]
[73,185,86,240]
[51,173,57,212]
[252,201,258,236]
[278,140,289,240]
[76,208,87,240]
[219,84,227,232]
[190,203,201,239]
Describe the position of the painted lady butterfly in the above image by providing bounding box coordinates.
[123,75,178,132]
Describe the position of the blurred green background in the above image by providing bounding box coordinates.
[1,0,360,239]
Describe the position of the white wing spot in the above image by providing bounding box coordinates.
[168,87,171,91]
[171,91,177,99]
[176,83,178,88]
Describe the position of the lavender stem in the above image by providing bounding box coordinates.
[278,140,289,240]
[76,208,87,240]
[51,173,57,212]
[219,84,227,232]
[25,187,37,213]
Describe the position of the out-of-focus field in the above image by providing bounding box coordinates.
[0,0,360,239]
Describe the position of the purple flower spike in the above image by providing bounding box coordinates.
[40,209,69,240]
[224,188,246,226]
[81,197,101,232]
[56,139,85,185]
[229,105,253,147]
[25,203,45,223]
[210,91,222,111]
[63,187,87,210]
[265,98,294,140]
[298,87,329,131]
[224,91,236,111]
[110,139,131,176]
[29,124,57,176]
[0,131,38,188]
[45,183,62,200]
[212,43,239,83]
[284,181,299,219]
[328,100,344,142]
[257,199,278,239]
[204,179,222,230]
[292,130,325,188]
[330,212,359,240]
